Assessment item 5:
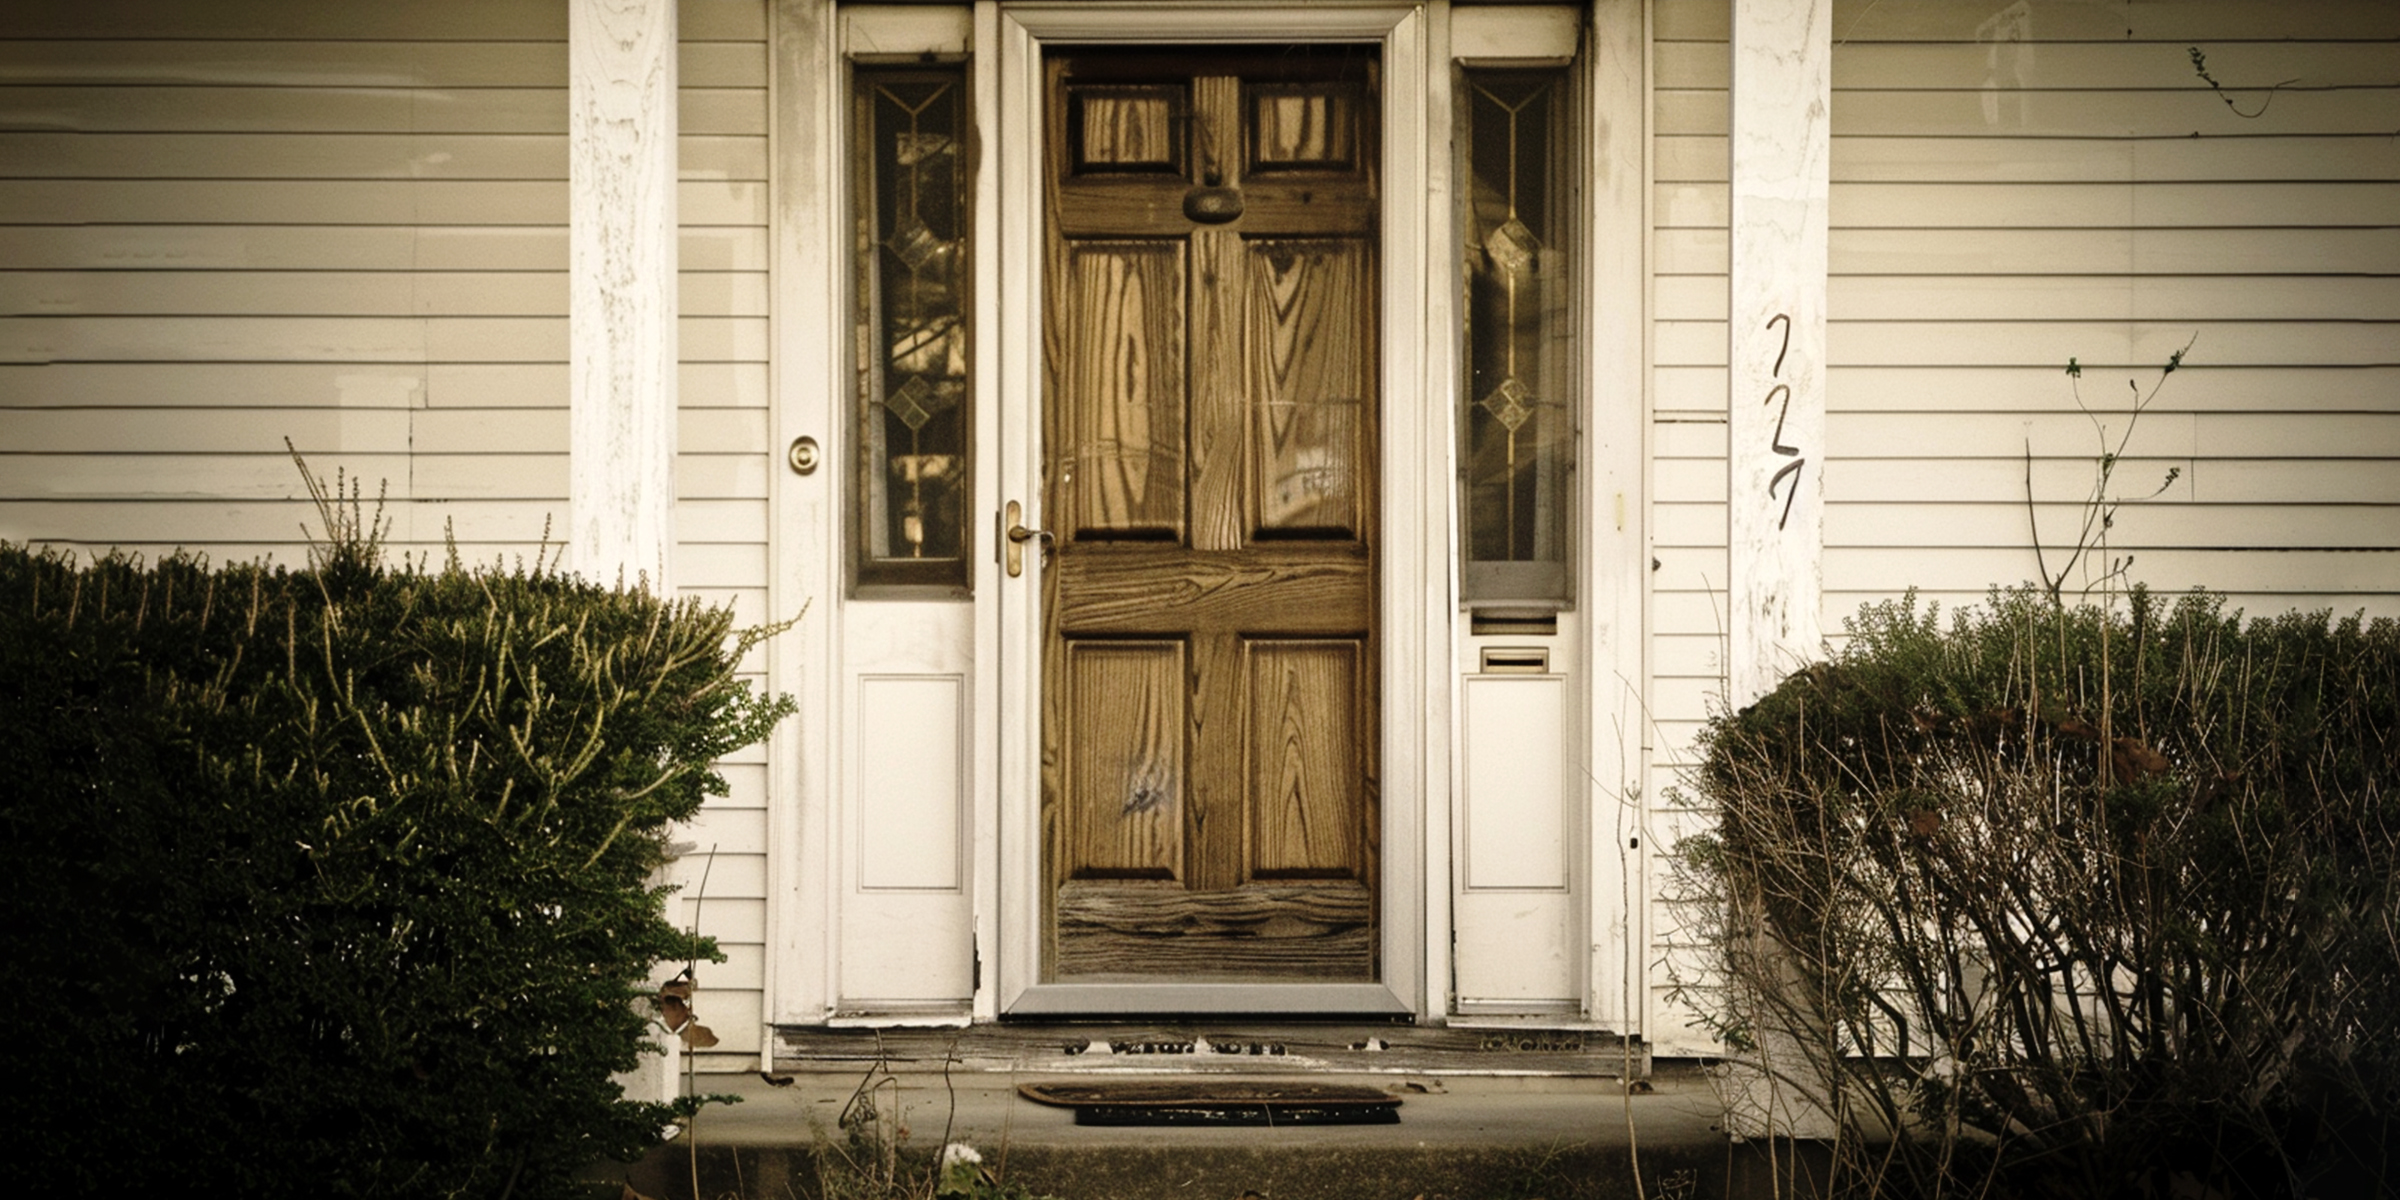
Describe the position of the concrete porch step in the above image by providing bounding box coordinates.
[771,1022,1647,1079]
[607,1066,1828,1200]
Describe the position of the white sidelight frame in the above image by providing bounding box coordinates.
[1579,0,1651,1041]
[992,1,1438,1016]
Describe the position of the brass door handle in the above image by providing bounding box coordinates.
[1003,500,1053,578]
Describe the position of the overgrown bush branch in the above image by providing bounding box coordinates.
[1,463,794,1198]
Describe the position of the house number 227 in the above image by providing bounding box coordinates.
[1761,312,1805,531]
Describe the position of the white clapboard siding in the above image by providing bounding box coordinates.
[672,0,771,1064]
[0,0,776,1060]
[1649,0,2400,1055]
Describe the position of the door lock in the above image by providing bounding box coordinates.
[1003,500,1053,578]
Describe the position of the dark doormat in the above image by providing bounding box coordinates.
[1019,1081,1402,1126]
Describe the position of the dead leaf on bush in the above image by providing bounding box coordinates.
[658,992,693,1032]
[2112,737,2170,783]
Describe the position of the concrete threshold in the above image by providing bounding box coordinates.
[610,1064,1834,1200]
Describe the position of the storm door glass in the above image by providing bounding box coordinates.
[1460,67,1574,603]
[854,67,971,594]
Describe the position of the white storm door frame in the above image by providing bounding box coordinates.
[990,1,1443,1016]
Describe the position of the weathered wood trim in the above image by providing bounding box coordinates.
[766,0,842,1028]
[1053,882,1375,980]
[1727,0,1827,706]
[569,0,678,589]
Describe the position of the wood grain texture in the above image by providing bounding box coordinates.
[1060,241,1187,539]
[1247,238,1369,535]
[1042,50,1379,984]
[1250,85,1357,169]
[1052,545,1369,635]
[1054,881,1373,980]
[1246,640,1362,879]
[1063,641,1185,881]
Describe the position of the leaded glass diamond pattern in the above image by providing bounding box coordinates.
[886,216,946,271]
[1484,217,1540,276]
[885,375,937,430]
[1479,377,1535,433]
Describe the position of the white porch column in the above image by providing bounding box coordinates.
[1728,0,1828,705]
[570,0,679,591]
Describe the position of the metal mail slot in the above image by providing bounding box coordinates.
[1479,647,1550,675]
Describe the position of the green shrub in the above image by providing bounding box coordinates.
[1682,586,2398,1199]
[0,510,791,1198]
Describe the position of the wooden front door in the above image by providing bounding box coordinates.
[1041,47,1381,985]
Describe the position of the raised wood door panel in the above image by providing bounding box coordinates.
[1042,48,1380,984]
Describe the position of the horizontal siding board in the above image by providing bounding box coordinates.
[1677,276,2400,324]
[0,131,763,180]
[411,453,565,498]
[3,451,419,499]
[2,271,566,317]
[675,807,768,871]
[1823,456,2400,506]
[0,179,762,226]
[0,497,754,545]
[1661,0,2400,43]
[679,541,764,589]
[1827,410,2400,460]
[1851,2,2400,42]
[0,39,756,87]
[1672,134,2400,185]
[3,270,763,319]
[1824,322,2399,369]
[1664,40,2400,93]
[1,406,410,452]
[1850,135,2400,185]
[0,0,754,41]
[1825,501,2400,551]
[1837,277,2400,323]
[0,226,779,272]
[404,406,764,455]
[1818,366,2400,413]
[677,0,767,42]
[0,361,762,409]
[676,453,768,500]
[1654,228,2400,276]
[1827,546,2400,597]
[4,314,765,364]
[680,89,765,136]
[1833,89,2400,139]
[677,497,766,543]
[0,0,567,39]
[0,85,569,134]
[1670,181,2400,230]
[0,40,573,86]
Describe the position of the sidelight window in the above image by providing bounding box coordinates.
[853,66,972,594]
[1459,66,1575,604]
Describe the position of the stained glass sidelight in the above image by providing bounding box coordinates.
[1460,68,1574,603]
[855,68,970,593]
